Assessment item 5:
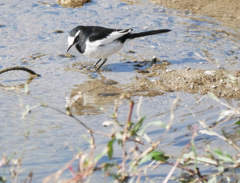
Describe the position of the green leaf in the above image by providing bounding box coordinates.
[115,132,123,140]
[107,138,115,159]
[199,129,216,136]
[115,132,123,145]
[217,164,224,173]
[95,151,105,162]
[214,149,234,163]
[24,83,29,94]
[139,151,168,165]
[197,157,218,165]
[151,151,169,161]
[180,151,217,165]
[131,117,145,136]
[8,152,17,162]
[208,92,220,102]
[102,162,116,171]
[234,119,240,125]
[0,176,7,183]
[208,175,217,183]
[24,130,30,139]
[221,128,228,139]
[139,121,166,135]
[143,133,152,143]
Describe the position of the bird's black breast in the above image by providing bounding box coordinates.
[75,43,85,54]
[116,34,129,43]
[72,26,90,53]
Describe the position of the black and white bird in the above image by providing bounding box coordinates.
[66,26,171,71]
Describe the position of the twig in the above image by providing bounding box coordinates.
[41,103,96,149]
[127,100,134,124]
[43,153,82,183]
[199,120,240,153]
[136,96,142,121]
[0,66,40,77]
[187,103,240,153]
[121,100,134,180]
[166,95,180,132]
[163,124,198,183]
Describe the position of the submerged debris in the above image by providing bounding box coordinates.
[54,30,64,34]
[59,53,76,58]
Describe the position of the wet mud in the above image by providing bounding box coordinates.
[69,60,239,114]
[138,64,240,98]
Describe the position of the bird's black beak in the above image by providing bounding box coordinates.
[66,44,73,53]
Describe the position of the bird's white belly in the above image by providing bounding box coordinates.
[83,40,124,59]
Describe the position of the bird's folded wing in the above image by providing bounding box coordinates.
[89,28,132,46]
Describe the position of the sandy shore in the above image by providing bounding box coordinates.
[151,0,240,27]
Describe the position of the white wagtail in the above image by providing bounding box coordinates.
[66,26,171,71]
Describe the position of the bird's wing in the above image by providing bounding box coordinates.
[88,27,132,45]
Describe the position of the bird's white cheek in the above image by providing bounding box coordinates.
[68,36,75,46]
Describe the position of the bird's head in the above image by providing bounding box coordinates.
[66,27,81,53]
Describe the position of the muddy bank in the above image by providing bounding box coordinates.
[151,0,240,27]
[70,64,239,114]
[57,0,240,27]
[135,66,240,98]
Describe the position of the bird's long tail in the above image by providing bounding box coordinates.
[128,29,171,39]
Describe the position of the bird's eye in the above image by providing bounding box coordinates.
[74,36,79,43]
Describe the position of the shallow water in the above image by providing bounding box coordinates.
[0,0,239,182]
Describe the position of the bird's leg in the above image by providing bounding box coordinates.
[93,59,102,67]
[96,58,107,71]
